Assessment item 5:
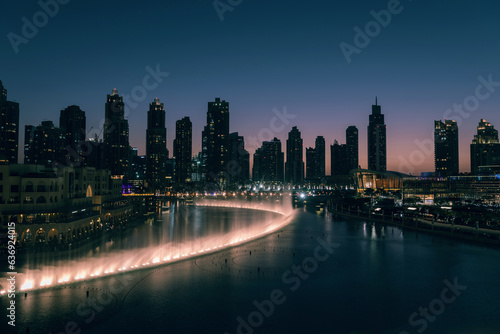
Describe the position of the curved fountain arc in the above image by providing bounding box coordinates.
[4,201,295,294]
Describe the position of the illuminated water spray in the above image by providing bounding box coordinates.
[1,200,294,294]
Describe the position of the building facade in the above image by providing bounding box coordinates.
[285,126,304,184]
[305,136,325,182]
[0,164,138,245]
[0,81,19,164]
[129,149,147,187]
[103,89,130,178]
[367,98,386,172]
[146,98,167,190]
[305,147,316,181]
[27,121,66,166]
[346,125,359,170]
[205,98,229,183]
[59,105,86,165]
[228,132,249,185]
[174,117,192,184]
[331,140,349,176]
[434,119,459,177]
[252,138,284,182]
[315,136,325,179]
[470,119,500,175]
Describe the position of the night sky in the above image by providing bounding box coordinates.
[2,0,500,174]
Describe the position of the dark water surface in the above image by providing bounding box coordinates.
[3,205,500,334]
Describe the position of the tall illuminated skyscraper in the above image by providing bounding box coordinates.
[0,80,19,164]
[434,119,459,177]
[60,105,86,165]
[174,117,192,184]
[470,119,500,175]
[103,89,130,177]
[146,98,167,190]
[367,98,386,172]
[205,98,229,183]
[346,126,359,170]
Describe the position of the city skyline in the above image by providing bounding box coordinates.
[3,2,500,333]
[8,82,500,177]
[2,1,500,174]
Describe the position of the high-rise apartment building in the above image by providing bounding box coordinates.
[346,126,359,170]
[470,119,500,175]
[59,105,86,165]
[174,117,192,184]
[434,119,459,177]
[146,98,167,190]
[252,138,284,182]
[228,132,249,184]
[103,89,130,177]
[0,81,19,164]
[205,98,229,183]
[285,126,304,184]
[367,98,386,172]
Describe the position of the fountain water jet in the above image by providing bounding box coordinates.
[5,200,295,293]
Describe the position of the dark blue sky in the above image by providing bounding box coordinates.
[2,0,500,174]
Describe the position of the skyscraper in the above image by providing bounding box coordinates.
[29,121,66,166]
[305,147,316,180]
[252,138,284,182]
[330,140,349,176]
[285,126,304,184]
[315,136,325,179]
[0,81,19,164]
[174,117,192,184]
[367,98,386,172]
[305,136,325,182]
[331,126,359,177]
[146,98,167,190]
[104,89,130,177]
[205,98,229,183]
[346,126,359,170]
[60,105,86,165]
[252,147,262,182]
[228,132,250,185]
[201,126,208,181]
[470,119,500,175]
[434,120,459,177]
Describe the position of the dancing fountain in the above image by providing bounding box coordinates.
[1,199,295,294]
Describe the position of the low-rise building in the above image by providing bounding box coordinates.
[0,164,138,245]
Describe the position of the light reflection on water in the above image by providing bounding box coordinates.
[3,208,500,333]
[2,200,294,293]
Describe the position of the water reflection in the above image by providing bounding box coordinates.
[2,201,294,293]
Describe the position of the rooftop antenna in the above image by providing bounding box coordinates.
[375,96,378,105]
